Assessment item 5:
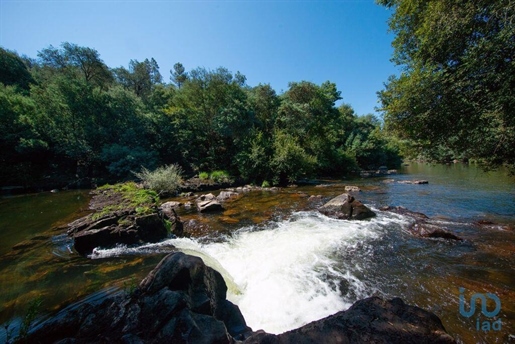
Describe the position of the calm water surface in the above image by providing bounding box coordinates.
[0,162,514,343]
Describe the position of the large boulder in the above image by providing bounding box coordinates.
[72,213,169,256]
[319,193,376,220]
[26,252,252,343]
[245,297,455,344]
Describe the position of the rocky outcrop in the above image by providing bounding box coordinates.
[26,253,456,344]
[67,185,183,256]
[71,212,170,256]
[27,252,252,343]
[380,206,462,240]
[245,297,455,344]
[319,193,376,220]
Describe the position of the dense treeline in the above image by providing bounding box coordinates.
[378,0,515,172]
[0,43,401,188]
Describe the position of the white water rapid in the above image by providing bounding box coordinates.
[92,210,409,334]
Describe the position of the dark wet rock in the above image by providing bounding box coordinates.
[319,193,376,220]
[380,206,462,240]
[26,253,455,344]
[379,206,429,220]
[197,199,225,213]
[410,222,462,240]
[73,213,169,256]
[163,208,184,237]
[244,297,455,344]
[26,252,252,343]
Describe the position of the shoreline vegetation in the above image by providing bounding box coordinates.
[1,44,404,192]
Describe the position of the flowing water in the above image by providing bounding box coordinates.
[1,162,514,343]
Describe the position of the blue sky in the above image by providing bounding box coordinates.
[0,0,398,116]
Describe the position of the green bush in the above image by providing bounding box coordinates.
[133,164,183,194]
[261,180,270,188]
[210,170,232,183]
[199,171,209,180]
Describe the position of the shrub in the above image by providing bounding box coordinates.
[133,164,183,194]
[261,180,271,188]
[210,170,232,183]
[199,171,209,180]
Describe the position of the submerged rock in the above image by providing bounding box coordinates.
[26,253,456,344]
[319,193,376,220]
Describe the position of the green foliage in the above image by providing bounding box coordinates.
[0,48,34,92]
[133,164,183,195]
[100,144,158,179]
[261,180,271,188]
[93,182,159,220]
[378,0,515,172]
[271,130,317,184]
[209,170,232,183]
[199,172,209,180]
[0,41,405,187]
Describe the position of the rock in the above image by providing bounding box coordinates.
[244,297,456,344]
[159,201,183,214]
[410,222,462,240]
[398,180,429,184]
[26,254,456,344]
[380,206,462,240]
[319,193,376,220]
[344,185,360,192]
[73,213,169,255]
[197,199,225,213]
[379,206,429,221]
[217,191,240,201]
[26,252,252,343]
[199,193,216,201]
[163,208,184,237]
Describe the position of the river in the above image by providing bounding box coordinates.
[1,162,514,343]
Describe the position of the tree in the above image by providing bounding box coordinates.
[170,62,188,88]
[0,48,34,92]
[113,58,162,100]
[37,43,112,87]
[377,0,515,172]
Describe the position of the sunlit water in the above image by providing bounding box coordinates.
[1,162,514,343]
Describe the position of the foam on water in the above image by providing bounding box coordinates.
[91,210,408,334]
[172,211,404,334]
